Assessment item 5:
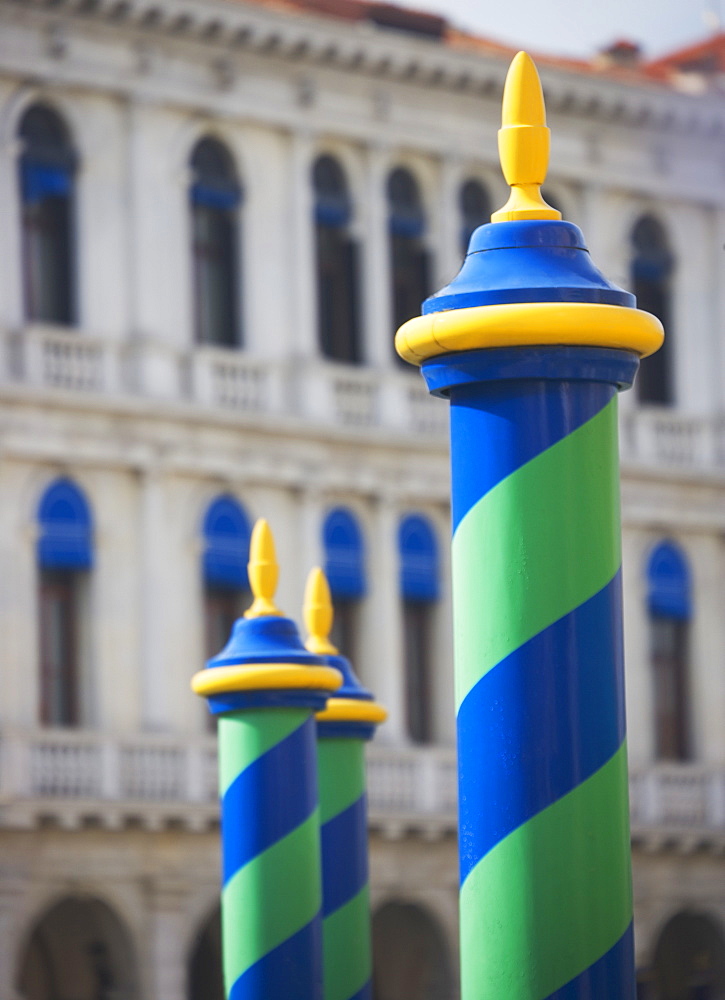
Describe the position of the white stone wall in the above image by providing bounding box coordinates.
[0,0,723,996]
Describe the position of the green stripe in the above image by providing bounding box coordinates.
[218,709,309,797]
[452,399,620,710]
[222,808,322,990]
[317,739,367,824]
[460,742,632,1000]
[323,885,372,1000]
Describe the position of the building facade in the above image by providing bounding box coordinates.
[0,1,724,997]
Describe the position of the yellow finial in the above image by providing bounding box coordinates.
[491,52,561,223]
[303,567,338,655]
[244,518,282,618]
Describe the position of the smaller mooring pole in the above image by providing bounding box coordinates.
[304,567,387,1000]
[396,52,664,1000]
[192,520,342,1000]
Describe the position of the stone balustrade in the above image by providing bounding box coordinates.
[5,326,723,474]
[1,728,725,846]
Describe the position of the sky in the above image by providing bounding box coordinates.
[389,0,721,60]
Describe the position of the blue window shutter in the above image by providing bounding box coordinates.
[203,497,251,589]
[399,515,439,602]
[21,160,72,204]
[191,182,241,211]
[37,479,93,570]
[323,508,366,599]
[389,214,425,239]
[647,540,691,620]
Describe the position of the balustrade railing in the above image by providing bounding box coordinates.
[9,325,114,394]
[2,730,725,840]
[4,330,725,470]
[620,408,725,473]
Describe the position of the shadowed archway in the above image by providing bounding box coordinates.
[188,905,224,1000]
[372,900,454,1000]
[17,895,138,1000]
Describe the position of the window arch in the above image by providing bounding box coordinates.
[18,103,77,325]
[631,215,675,405]
[372,901,454,1000]
[188,905,224,1000]
[459,179,491,256]
[37,479,93,727]
[38,478,93,571]
[202,496,251,664]
[399,514,439,743]
[646,540,691,760]
[387,167,429,343]
[647,911,725,1000]
[313,154,360,363]
[323,507,366,660]
[18,895,139,1000]
[190,137,242,348]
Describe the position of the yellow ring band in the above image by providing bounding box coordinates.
[395,301,664,365]
[316,698,388,725]
[191,664,343,696]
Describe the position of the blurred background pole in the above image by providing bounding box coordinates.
[304,567,387,1000]
[192,520,341,1000]
[396,53,664,1000]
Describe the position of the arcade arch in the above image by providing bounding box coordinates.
[17,895,138,1000]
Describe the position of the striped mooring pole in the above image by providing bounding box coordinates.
[303,568,387,1000]
[192,520,342,1000]
[396,53,664,1000]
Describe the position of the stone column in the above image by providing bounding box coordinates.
[145,878,188,1000]
[139,467,169,730]
[0,134,24,332]
[0,873,24,999]
[365,493,406,744]
[362,144,393,368]
[438,155,463,289]
[290,129,317,360]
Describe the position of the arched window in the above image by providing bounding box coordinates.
[459,179,491,256]
[37,479,93,727]
[202,496,251,662]
[631,215,675,405]
[323,507,366,661]
[313,155,360,363]
[646,540,691,760]
[399,514,439,744]
[190,138,242,347]
[388,168,429,343]
[18,103,77,325]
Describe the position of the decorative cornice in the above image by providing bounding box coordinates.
[3,0,725,139]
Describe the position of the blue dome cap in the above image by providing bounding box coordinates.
[321,651,373,701]
[424,220,634,315]
[207,614,326,670]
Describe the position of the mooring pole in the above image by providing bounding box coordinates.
[303,567,387,1000]
[192,520,341,1000]
[396,52,663,1000]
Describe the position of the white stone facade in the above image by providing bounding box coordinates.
[0,1,723,997]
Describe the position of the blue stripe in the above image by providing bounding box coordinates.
[544,922,635,1000]
[420,347,629,532]
[457,572,625,886]
[228,916,323,1000]
[222,718,317,885]
[321,795,368,917]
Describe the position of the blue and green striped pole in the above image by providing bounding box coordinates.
[396,53,664,1000]
[192,520,342,1000]
[303,567,387,1000]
